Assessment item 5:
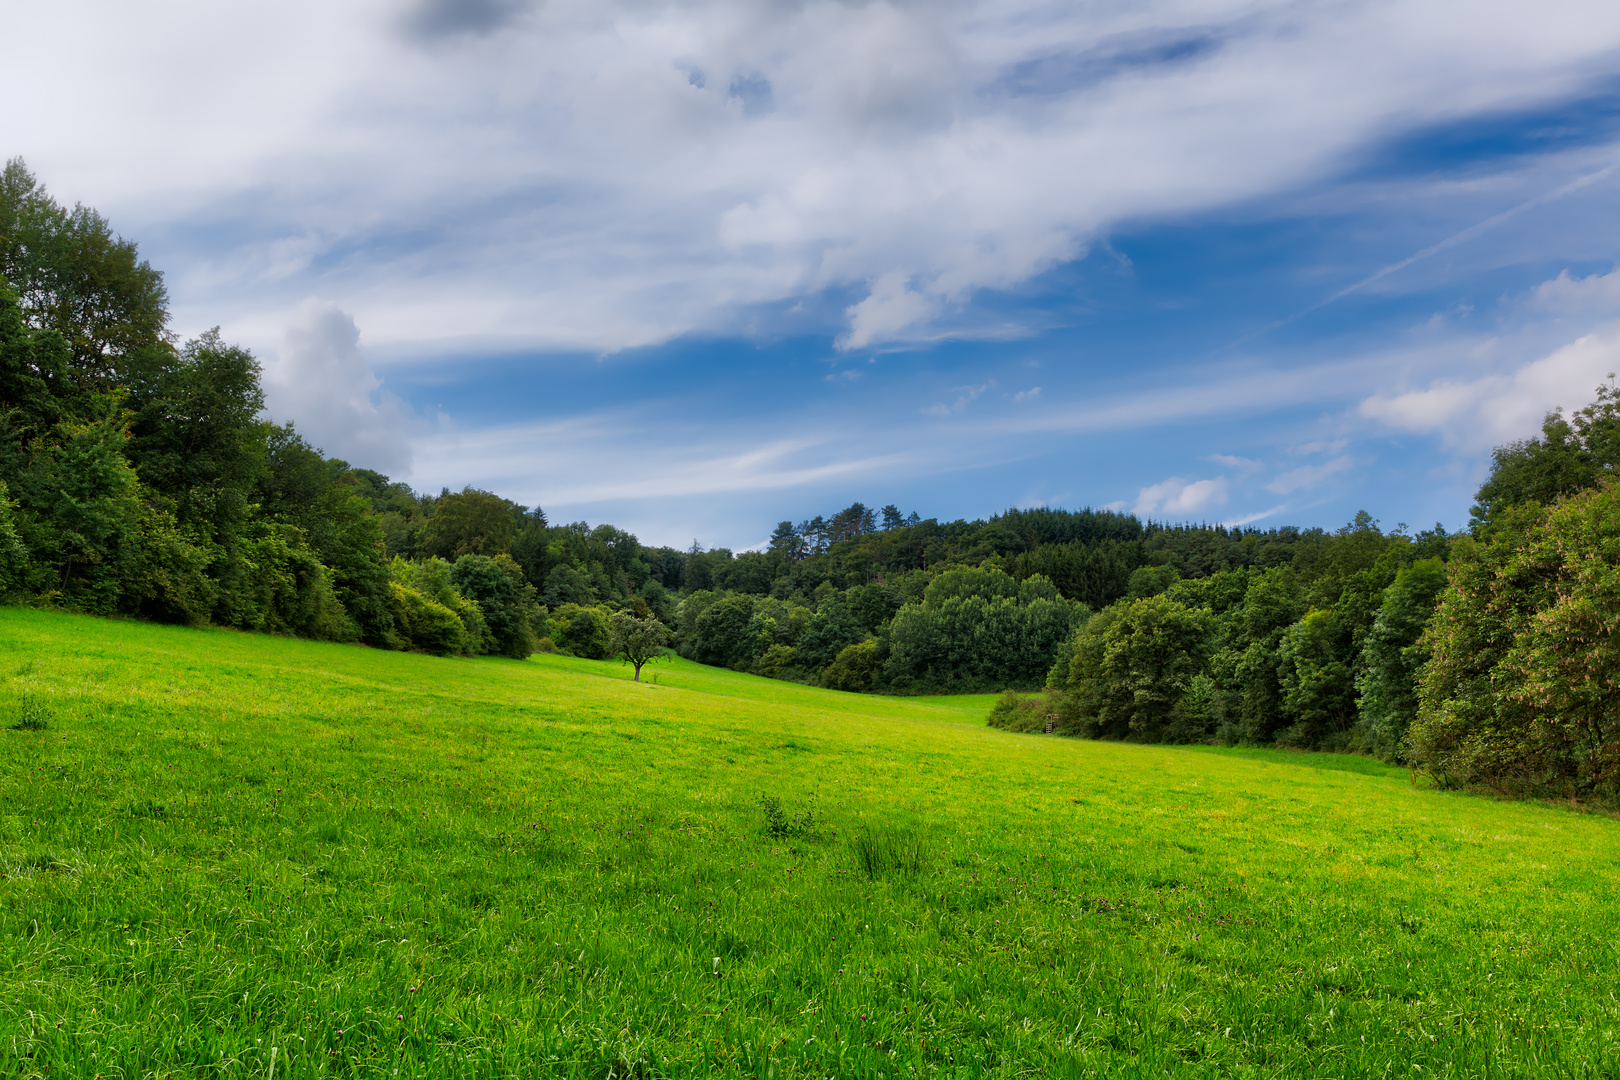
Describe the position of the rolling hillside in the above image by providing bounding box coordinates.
[2,608,1616,1078]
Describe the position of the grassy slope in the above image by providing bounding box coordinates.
[1,608,1616,1079]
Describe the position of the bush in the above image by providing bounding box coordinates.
[693,595,757,668]
[552,603,612,659]
[986,690,1050,733]
[219,522,353,640]
[385,581,469,656]
[824,640,881,692]
[755,644,797,679]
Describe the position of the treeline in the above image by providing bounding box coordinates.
[992,380,1620,803]
[0,158,653,658]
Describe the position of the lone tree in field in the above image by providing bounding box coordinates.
[610,610,672,682]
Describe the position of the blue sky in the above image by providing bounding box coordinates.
[10,0,1620,549]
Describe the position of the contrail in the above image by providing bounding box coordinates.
[1216,162,1619,353]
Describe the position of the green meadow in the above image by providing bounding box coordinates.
[2,608,1617,1079]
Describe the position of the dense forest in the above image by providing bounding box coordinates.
[4,157,1619,802]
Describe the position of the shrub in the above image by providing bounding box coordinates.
[986,690,1050,733]
[220,522,353,640]
[385,581,469,656]
[552,603,612,659]
[824,640,881,692]
[755,644,797,679]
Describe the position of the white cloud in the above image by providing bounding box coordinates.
[1207,453,1262,474]
[1133,476,1229,517]
[10,0,1620,352]
[838,273,941,350]
[261,300,414,474]
[1358,327,1620,451]
[1013,386,1042,402]
[922,380,995,416]
[1527,267,1620,317]
[1266,455,1355,495]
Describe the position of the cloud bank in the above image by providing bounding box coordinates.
[11,0,1620,354]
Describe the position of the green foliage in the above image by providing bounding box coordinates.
[421,486,518,559]
[0,478,27,594]
[552,602,612,660]
[1063,594,1214,741]
[794,598,866,672]
[451,554,540,659]
[1412,483,1620,799]
[755,643,798,678]
[1275,608,1358,750]
[985,689,1050,733]
[389,556,489,651]
[121,330,265,547]
[0,158,170,378]
[220,522,352,639]
[542,562,597,607]
[1126,562,1179,599]
[258,424,395,645]
[1471,378,1620,534]
[693,594,758,668]
[844,581,903,630]
[10,398,145,612]
[385,581,470,656]
[921,563,1019,605]
[1355,558,1448,760]
[608,610,671,680]
[756,792,819,839]
[886,589,1085,693]
[824,639,882,692]
[116,492,216,624]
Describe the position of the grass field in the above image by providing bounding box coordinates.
[2,608,1618,1079]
